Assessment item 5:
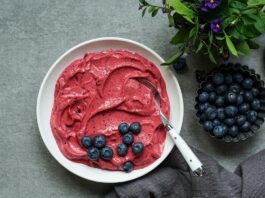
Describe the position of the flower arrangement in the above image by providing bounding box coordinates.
[139,0,265,67]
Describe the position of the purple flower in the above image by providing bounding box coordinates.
[162,0,166,5]
[205,0,220,9]
[200,2,209,12]
[211,19,222,33]
[181,53,188,59]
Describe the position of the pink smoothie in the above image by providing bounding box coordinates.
[50,50,170,171]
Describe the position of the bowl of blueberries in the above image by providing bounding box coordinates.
[195,63,265,142]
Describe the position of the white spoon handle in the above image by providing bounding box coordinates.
[168,128,204,176]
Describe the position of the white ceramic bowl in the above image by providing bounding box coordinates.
[37,37,184,183]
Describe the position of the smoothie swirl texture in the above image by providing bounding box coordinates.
[50,49,170,171]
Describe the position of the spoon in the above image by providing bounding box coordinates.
[136,77,204,176]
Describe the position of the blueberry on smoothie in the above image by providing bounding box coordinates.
[93,135,106,148]
[123,161,133,173]
[132,142,144,156]
[122,133,134,145]
[100,146,113,160]
[129,122,142,134]
[118,122,130,134]
[81,136,93,148]
[116,143,128,157]
[88,147,100,160]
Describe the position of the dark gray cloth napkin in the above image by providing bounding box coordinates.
[105,148,265,198]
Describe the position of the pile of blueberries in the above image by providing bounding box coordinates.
[197,71,262,139]
[81,122,144,172]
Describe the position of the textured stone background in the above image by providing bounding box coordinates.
[0,0,265,197]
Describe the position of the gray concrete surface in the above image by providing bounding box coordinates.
[0,0,265,197]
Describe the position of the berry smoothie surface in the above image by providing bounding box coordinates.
[50,50,170,171]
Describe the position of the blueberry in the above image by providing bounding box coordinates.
[215,96,225,107]
[225,106,238,117]
[118,123,129,134]
[228,125,238,137]
[198,92,209,103]
[205,107,217,120]
[236,94,244,105]
[225,74,233,84]
[229,84,241,94]
[122,133,134,145]
[213,125,225,138]
[251,88,259,97]
[224,118,235,126]
[129,122,142,134]
[226,92,237,104]
[247,110,258,123]
[241,121,251,132]
[173,61,187,72]
[200,113,207,122]
[132,142,144,156]
[242,78,253,89]
[217,108,225,120]
[213,119,221,127]
[203,83,215,92]
[212,73,224,85]
[116,143,128,157]
[93,135,106,148]
[236,115,246,126]
[239,103,250,113]
[233,73,244,83]
[203,121,213,131]
[244,91,253,103]
[88,147,100,160]
[199,102,210,111]
[81,136,93,148]
[209,92,216,102]
[216,85,227,94]
[100,146,113,160]
[222,124,228,133]
[251,99,261,110]
[123,161,133,173]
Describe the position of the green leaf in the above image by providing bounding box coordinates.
[234,21,261,39]
[236,41,250,55]
[243,14,265,33]
[261,12,265,22]
[148,6,156,13]
[247,40,260,49]
[248,0,265,6]
[208,51,217,64]
[230,1,247,10]
[189,27,196,38]
[139,0,145,4]
[209,32,213,44]
[151,7,159,17]
[168,14,175,27]
[167,0,195,24]
[223,16,237,28]
[170,29,188,44]
[254,16,265,33]
[196,41,204,53]
[216,36,225,40]
[224,32,238,56]
[161,50,183,65]
[142,7,147,17]
[230,8,240,14]
[243,14,257,24]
